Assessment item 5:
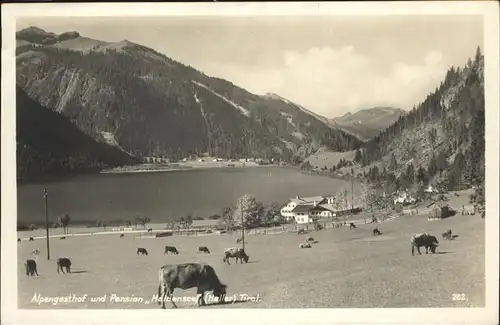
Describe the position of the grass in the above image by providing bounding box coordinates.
[305,148,357,170]
[18,210,484,309]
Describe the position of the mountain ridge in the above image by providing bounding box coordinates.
[16,27,363,164]
[330,106,406,141]
[16,86,139,181]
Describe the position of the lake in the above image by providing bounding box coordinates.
[16,167,355,223]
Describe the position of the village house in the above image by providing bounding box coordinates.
[280,195,340,224]
[393,191,416,206]
[424,185,438,193]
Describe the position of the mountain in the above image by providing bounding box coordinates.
[330,107,406,141]
[344,47,484,200]
[16,86,139,181]
[15,27,362,164]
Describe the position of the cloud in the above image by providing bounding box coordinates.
[201,46,449,118]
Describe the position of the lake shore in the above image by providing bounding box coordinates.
[100,160,281,174]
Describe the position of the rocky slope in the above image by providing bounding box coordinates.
[330,107,406,141]
[16,27,362,163]
[16,87,139,181]
[338,48,485,195]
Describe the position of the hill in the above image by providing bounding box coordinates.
[331,47,485,209]
[15,27,362,164]
[16,87,140,181]
[330,107,406,141]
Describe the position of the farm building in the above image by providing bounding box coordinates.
[426,201,454,219]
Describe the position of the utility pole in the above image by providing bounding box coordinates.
[43,188,50,260]
[382,181,388,220]
[240,201,245,252]
[351,167,355,213]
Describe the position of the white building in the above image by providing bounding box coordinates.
[424,185,438,193]
[393,192,416,205]
[280,196,336,224]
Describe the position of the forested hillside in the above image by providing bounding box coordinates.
[343,47,485,205]
[16,27,362,163]
[16,87,139,181]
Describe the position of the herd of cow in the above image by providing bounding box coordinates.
[19,223,457,309]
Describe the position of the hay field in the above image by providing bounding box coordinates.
[18,213,484,309]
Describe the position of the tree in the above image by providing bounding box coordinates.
[405,163,415,184]
[416,166,428,185]
[135,215,150,229]
[428,128,438,154]
[353,149,363,164]
[264,201,281,226]
[389,154,398,171]
[96,220,107,231]
[185,214,193,231]
[58,212,71,234]
[218,207,236,231]
[233,194,265,229]
[360,181,376,211]
[403,142,417,161]
[300,160,313,171]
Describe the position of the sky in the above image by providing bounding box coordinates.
[16,15,483,118]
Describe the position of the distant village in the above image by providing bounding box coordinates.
[140,155,274,166]
[278,184,475,225]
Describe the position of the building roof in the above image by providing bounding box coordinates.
[313,204,336,212]
[289,196,326,205]
[426,201,449,209]
[291,204,315,213]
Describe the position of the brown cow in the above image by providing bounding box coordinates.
[197,246,210,254]
[164,246,179,255]
[137,248,148,256]
[57,257,72,274]
[157,263,227,308]
[25,259,39,277]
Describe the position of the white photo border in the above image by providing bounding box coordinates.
[1,2,498,325]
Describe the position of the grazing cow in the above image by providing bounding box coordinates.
[164,246,179,255]
[29,237,34,241]
[147,228,153,233]
[120,234,125,238]
[410,233,439,256]
[60,236,66,240]
[56,257,72,274]
[222,247,249,265]
[442,229,452,240]
[157,263,227,308]
[236,238,243,244]
[25,259,39,277]
[198,246,210,254]
[18,238,21,243]
[349,223,356,229]
[137,248,149,256]
[32,249,41,255]
[306,236,318,244]
[373,228,382,236]
[299,243,312,249]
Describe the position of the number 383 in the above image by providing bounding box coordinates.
[452,293,468,301]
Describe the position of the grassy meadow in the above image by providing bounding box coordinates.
[18,207,484,309]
